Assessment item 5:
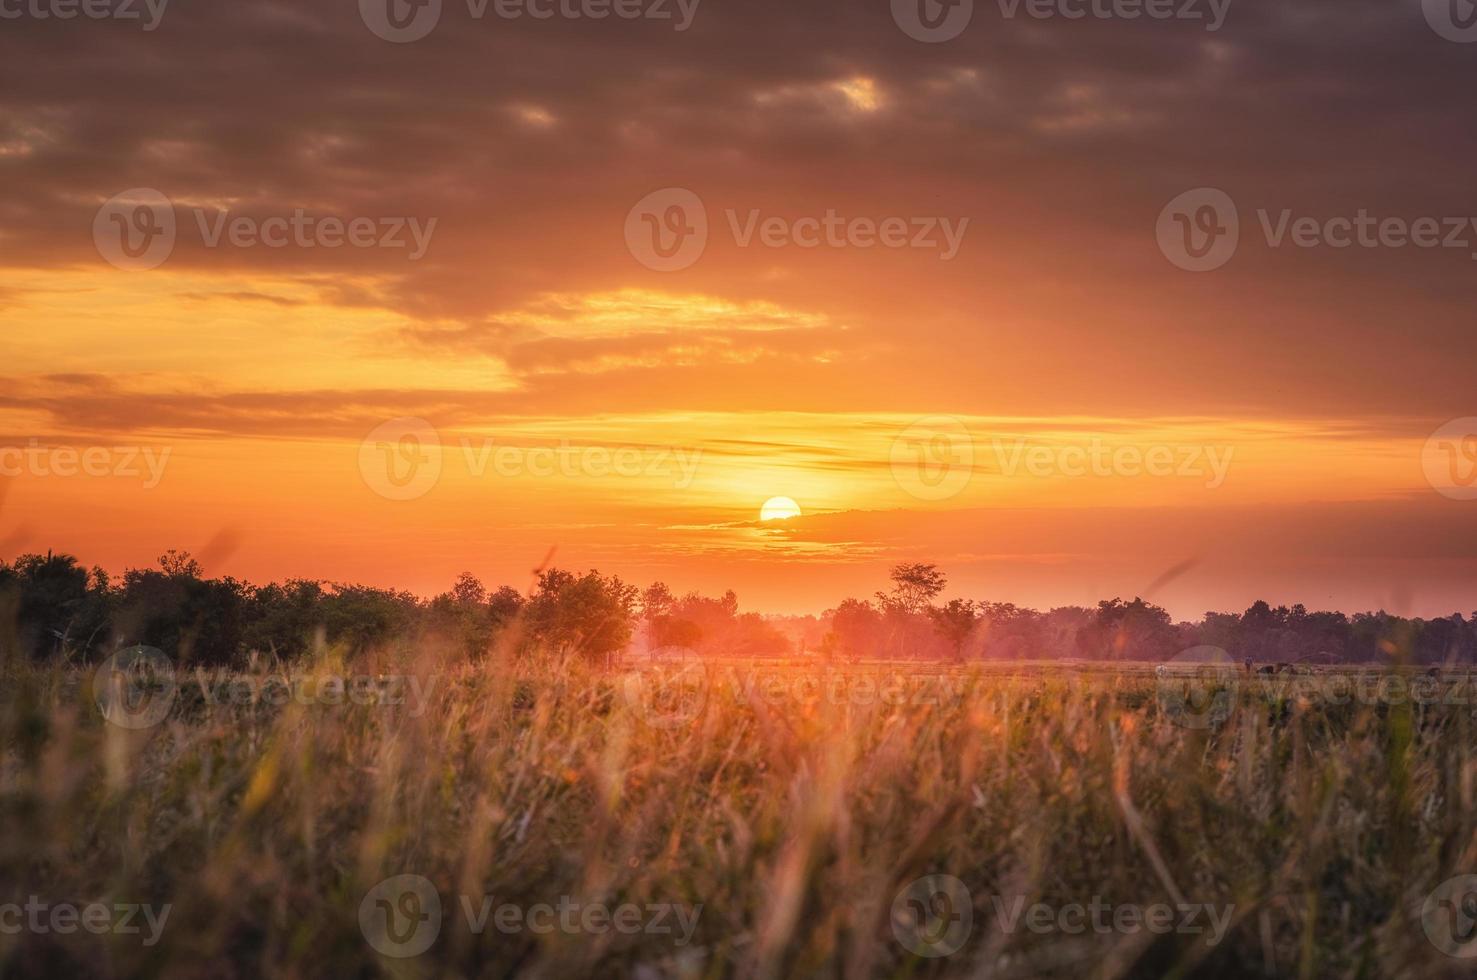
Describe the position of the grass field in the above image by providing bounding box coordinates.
[3,652,1476,978]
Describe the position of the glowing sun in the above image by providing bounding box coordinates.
[760,496,802,521]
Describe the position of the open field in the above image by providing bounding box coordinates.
[3,653,1477,978]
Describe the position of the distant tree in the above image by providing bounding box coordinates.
[488,586,525,627]
[0,552,108,661]
[641,581,675,622]
[316,584,420,658]
[976,602,1045,659]
[524,568,638,666]
[650,615,703,650]
[826,598,882,660]
[930,598,979,661]
[157,549,204,579]
[429,573,496,658]
[878,562,947,615]
[650,588,788,657]
[245,579,326,659]
[116,554,250,667]
[1078,597,1176,662]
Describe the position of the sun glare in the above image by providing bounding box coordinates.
[760,496,802,521]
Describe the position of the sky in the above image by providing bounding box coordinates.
[2,0,1476,618]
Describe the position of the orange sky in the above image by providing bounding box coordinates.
[2,3,1475,618]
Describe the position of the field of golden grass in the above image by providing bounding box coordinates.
[3,652,1476,978]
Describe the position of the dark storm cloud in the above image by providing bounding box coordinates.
[4,1,1471,268]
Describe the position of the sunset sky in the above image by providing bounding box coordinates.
[2,0,1476,617]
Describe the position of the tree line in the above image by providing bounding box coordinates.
[1,552,1472,668]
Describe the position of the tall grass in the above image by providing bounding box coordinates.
[1,647,1473,978]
